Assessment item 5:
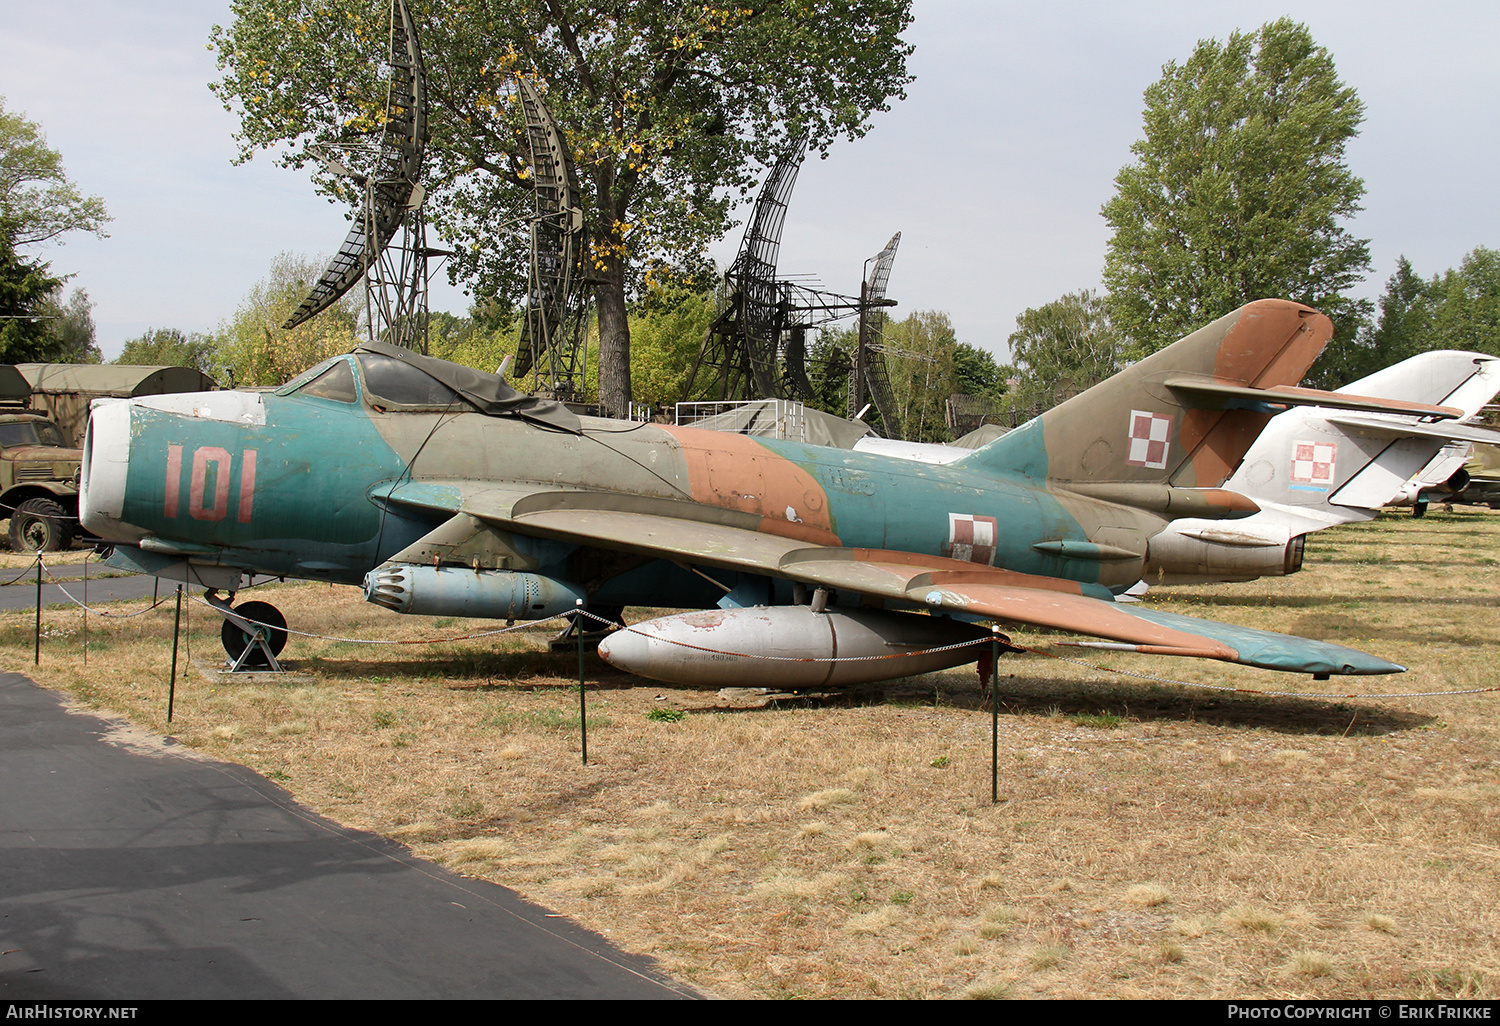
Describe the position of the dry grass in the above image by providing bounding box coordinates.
[6,509,1500,999]
[0,540,93,570]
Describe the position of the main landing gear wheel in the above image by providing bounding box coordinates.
[220,600,288,668]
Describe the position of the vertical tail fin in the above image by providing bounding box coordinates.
[958,299,1333,487]
[1229,351,1500,515]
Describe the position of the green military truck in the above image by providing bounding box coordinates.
[0,365,82,551]
[1,364,219,551]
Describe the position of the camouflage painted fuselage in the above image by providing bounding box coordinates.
[99,386,1169,605]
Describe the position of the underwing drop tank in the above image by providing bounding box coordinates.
[363,564,585,620]
[597,605,992,688]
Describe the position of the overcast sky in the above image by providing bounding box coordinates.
[2,1,1497,362]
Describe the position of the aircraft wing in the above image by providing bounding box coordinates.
[385,481,1404,677]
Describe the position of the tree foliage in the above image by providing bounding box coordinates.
[1309,248,1500,388]
[0,230,64,362]
[213,252,363,387]
[117,327,225,377]
[0,97,110,248]
[1428,246,1500,355]
[210,0,914,415]
[37,287,101,364]
[1101,19,1370,356]
[627,286,717,408]
[1006,288,1121,400]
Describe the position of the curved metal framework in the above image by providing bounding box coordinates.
[851,232,903,436]
[512,78,589,401]
[686,140,806,401]
[685,142,902,433]
[283,0,434,352]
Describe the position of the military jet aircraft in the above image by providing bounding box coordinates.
[1141,350,1500,583]
[81,299,1440,688]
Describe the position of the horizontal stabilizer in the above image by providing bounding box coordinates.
[1164,376,1464,419]
[1323,414,1500,446]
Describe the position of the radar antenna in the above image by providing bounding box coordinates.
[685,142,902,415]
[511,78,589,402]
[851,233,903,437]
[283,0,437,353]
[685,139,806,400]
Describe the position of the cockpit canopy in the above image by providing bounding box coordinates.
[276,339,580,432]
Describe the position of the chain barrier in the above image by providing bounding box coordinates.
[0,552,44,587]
[15,576,1498,699]
[183,590,581,645]
[36,558,169,618]
[0,498,77,522]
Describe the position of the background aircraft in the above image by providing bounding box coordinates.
[81,299,1428,688]
[1142,350,1500,584]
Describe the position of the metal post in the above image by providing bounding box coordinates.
[82,553,88,666]
[168,585,183,724]
[991,629,1000,804]
[33,556,42,665]
[576,600,587,766]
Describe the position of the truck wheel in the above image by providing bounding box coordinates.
[9,498,73,552]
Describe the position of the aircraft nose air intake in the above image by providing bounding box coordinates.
[79,398,140,543]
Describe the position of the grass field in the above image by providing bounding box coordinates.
[5,509,1498,999]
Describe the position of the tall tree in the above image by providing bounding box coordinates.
[1006,288,1122,400]
[39,287,102,363]
[0,229,64,362]
[1428,246,1500,355]
[0,97,110,248]
[211,1,914,416]
[1306,256,1424,388]
[117,327,224,376]
[1101,19,1370,356]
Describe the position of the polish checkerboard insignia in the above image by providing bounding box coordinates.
[1290,441,1336,489]
[946,513,997,566]
[1126,410,1173,470]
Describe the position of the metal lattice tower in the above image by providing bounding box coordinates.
[511,78,589,402]
[283,0,435,353]
[686,142,902,414]
[850,233,903,437]
[685,140,806,400]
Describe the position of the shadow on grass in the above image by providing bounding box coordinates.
[703,672,1439,737]
[280,642,1439,737]
[1160,591,1500,610]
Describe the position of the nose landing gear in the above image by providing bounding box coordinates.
[206,591,289,672]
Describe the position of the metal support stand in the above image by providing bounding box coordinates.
[205,591,285,673]
[576,599,587,766]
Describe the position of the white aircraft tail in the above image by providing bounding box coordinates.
[1144,351,1500,584]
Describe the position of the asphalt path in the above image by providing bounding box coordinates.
[0,566,163,613]
[0,672,699,1000]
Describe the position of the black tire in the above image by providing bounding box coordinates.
[221,601,289,668]
[9,497,73,552]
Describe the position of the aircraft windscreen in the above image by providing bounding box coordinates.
[294,359,358,403]
[277,357,344,395]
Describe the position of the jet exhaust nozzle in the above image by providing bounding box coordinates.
[1144,527,1305,584]
[597,605,992,688]
[363,564,585,620]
